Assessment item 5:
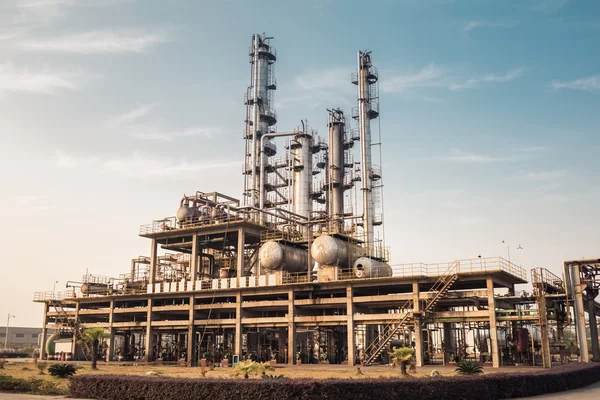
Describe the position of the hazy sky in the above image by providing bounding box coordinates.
[1,0,599,327]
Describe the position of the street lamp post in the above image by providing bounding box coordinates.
[501,240,511,264]
[501,240,523,265]
[4,314,15,350]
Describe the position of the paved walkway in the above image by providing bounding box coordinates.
[516,381,600,399]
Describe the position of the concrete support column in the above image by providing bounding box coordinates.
[237,228,245,282]
[288,289,296,366]
[412,281,423,367]
[71,302,80,357]
[571,264,589,362]
[187,295,196,366]
[442,322,451,365]
[486,278,500,368]
[149,239,158,285]
[235,292,243,358]
[587,291,600,361]
[40,303,48,360]
[145,298,153,362]
[538,294,551,368]
[107,300,115,362]
[346,286,355,366]
[190,234,199,283]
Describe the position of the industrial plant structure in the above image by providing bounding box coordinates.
[34,34,600,369]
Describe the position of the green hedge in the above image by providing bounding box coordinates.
[69,363,600,400]
[0,375,66,396]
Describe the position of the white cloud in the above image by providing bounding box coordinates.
[521,170,567,181]
[54,150,239,179]
[20,29,169,54]
[127,126,221,141]
[0,61,87,94]
[381,65,524,94]
[515,145,550,153]
[112,104,156,125]
[449,68,524,91]
[109,104,223,141]
[531,0,569,14]
[433,148,512,163]
[381,64,447,93]
[551,75,600,91]
[464,20,513,34]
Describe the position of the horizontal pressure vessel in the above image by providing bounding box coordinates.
[353,257,392,278]
[311,235,362,268]
[259,241,308,273]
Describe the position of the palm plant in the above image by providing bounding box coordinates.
[48,363,77,378]
[455,360,484,375]
[389,347,414,376]
[77,328,109,370]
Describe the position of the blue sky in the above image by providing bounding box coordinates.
[1,0,599,326]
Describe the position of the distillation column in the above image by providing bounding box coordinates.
[292,127,314,233]
[244,34,277,212]
[353,51,380,248]
[327,109,346,232]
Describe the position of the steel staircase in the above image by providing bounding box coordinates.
[49,299,91,360]
[422,262,459,313]
[362,300,414,365]
[362,261,459,365]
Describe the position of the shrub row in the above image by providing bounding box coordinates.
[69,363,600,400]
[0,375,66,396]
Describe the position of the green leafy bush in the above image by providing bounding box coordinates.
[455,361,484,375]
[36,361,48,375]
[48,363,77,378]
[0,375,66,395]
[233,360,274,379]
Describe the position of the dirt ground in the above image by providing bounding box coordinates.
[1,357,547,390]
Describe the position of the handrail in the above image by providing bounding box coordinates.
[362,300,414,365]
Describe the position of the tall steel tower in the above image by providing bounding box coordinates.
[352,51,381,249]
[244,34,277,212]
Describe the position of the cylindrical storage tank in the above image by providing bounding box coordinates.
[259,241,308,273]
[353,257,392,278]
[81,283,109,295]
[311,235,361,268]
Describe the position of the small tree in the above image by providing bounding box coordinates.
[77,328,109,370]
[36,361,48,375]
[389,347,414,376]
